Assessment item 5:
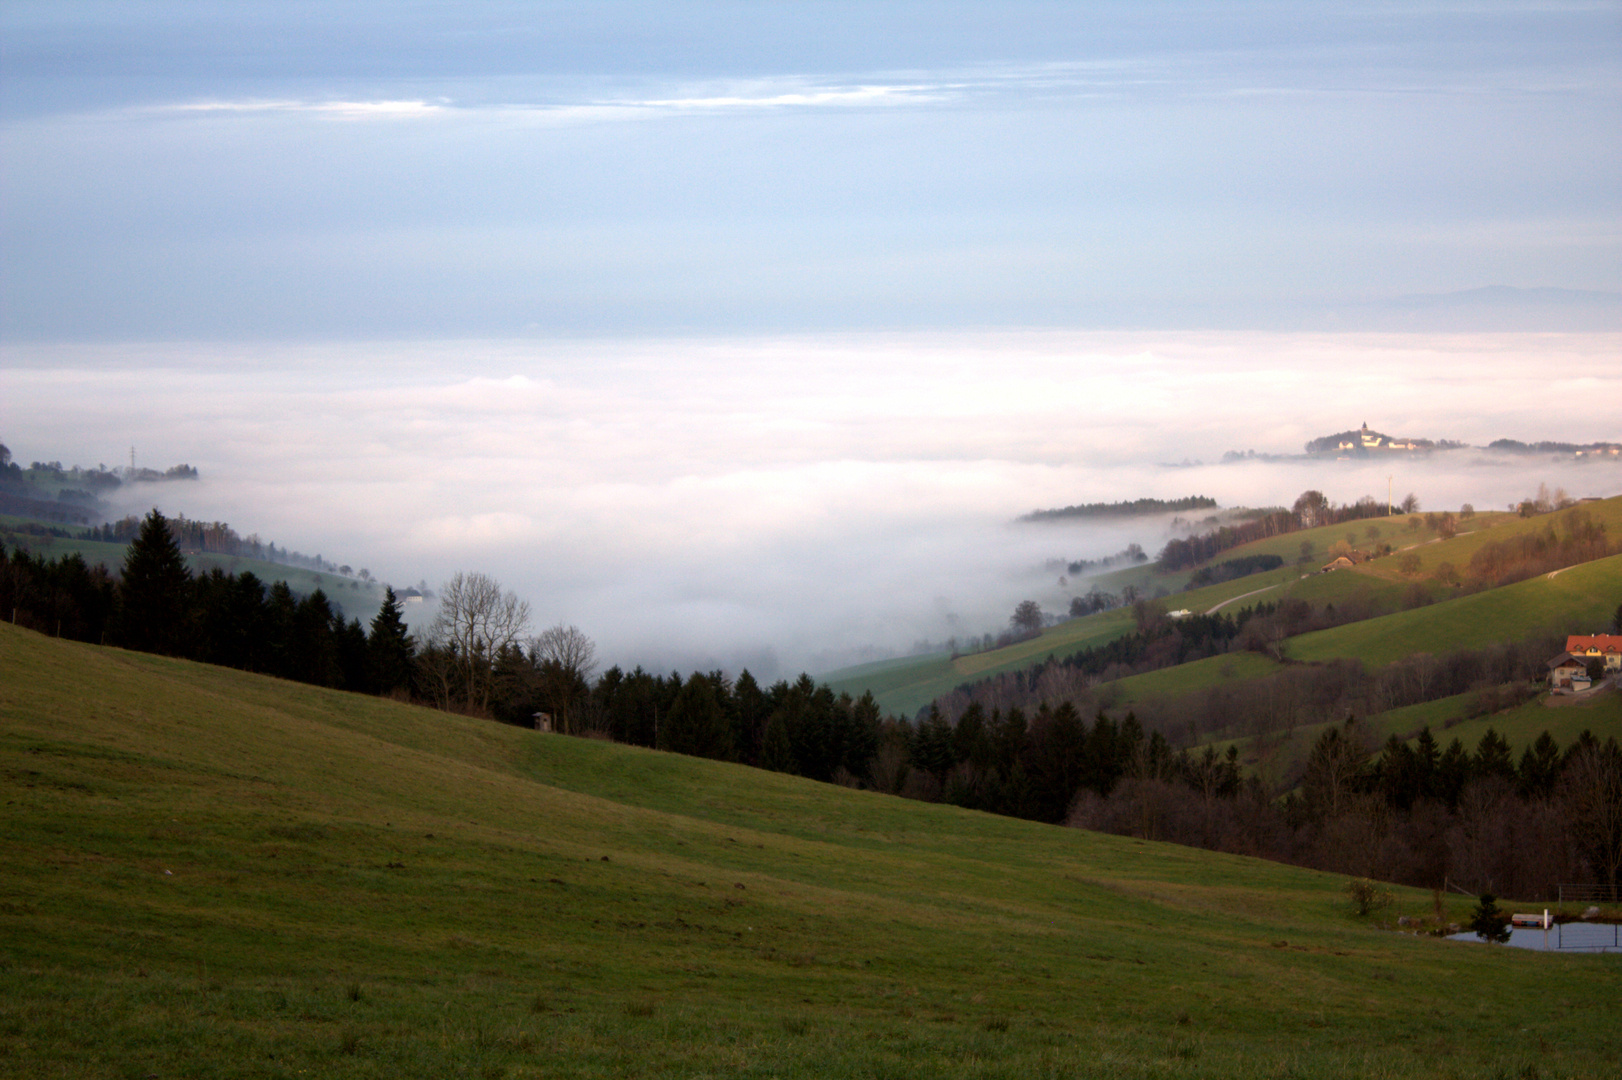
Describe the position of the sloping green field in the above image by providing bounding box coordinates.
[828,568,1327,717]
[1287,553,1622,666]
[824,501,1604,717]
[1105,652,1282,707]
[2,623,1619,1078]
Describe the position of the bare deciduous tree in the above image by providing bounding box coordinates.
[429,572,531,713]
[532,623,597,734]
[1562,740,1622,890]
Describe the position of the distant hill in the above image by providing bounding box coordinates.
[1018,495,1217,523]
[828,494,1622,717]
[1303,424,1444,456]
[1296,426,1619,459]
[0,444,198,522]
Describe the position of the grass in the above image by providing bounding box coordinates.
[823,501,1590,716]
[1357,499,1622,583]
[3,622,1621,1078]
[1287,553,1622,666]
[1104,652,1282,707]
[828,569,1328,717]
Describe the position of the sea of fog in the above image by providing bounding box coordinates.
[3,331,1619,679]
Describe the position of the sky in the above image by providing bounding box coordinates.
[2,3,1620,677]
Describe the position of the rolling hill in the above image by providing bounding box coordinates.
[2,622,1619,1077]
[827,498,1622,718]
[0,515,392,624]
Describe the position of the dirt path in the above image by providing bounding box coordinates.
[1205,583,1281,615]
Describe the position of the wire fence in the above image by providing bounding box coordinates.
[1557,883,1622,904]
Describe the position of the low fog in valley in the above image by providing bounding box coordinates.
[5,331,1618,678]
[4,2,1618,679]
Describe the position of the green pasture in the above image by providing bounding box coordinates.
[827,568,1336,717]
[1104,652,1281,708]
[0,524,130,569]
[831,499,1622,729]
[1352,498,1622,583]
[821,652,961,718]
[825,501,1573,717]
[1445,691,1622,751]
[2,622,1618,1079]
[1286,553,1622,667]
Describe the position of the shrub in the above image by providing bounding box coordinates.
[1346,877,1394,916]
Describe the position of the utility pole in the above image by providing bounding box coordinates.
[1388,475,1393,516]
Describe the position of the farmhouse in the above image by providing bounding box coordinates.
[1547,653,1591,692]
[1320,556,1356,572]
[1565,634,1622,672]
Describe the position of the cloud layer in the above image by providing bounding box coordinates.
[4,331,1618,676]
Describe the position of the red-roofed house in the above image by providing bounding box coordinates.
[1566,635,1622,672]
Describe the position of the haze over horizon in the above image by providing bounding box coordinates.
[3,3,1619,677]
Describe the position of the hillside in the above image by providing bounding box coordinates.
[828,498,1622,717]
[1287,553,1622,666]
[0,517,391,624]
[3,622,1617,1078]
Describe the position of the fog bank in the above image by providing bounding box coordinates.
[3,331,1618,677]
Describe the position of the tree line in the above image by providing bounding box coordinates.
[84,513,348,574]
[0,509,890,791]
[1071,719,1622,899]
[8,508,1617,900]
[1156,491,1401,571]
[2,510,412,695]
[1019,496,1217,523]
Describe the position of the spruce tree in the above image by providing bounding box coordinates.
[658,673,733,761]
[760,712,794,774]
[112,508,192,655]
[367,586,416,695]
[1468,894,1511,943]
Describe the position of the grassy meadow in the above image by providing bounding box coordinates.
[1287,553,1622,666]
[826,499,1622,718]
[3,622,1620,1079]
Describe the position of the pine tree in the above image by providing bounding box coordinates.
[658,673,733,760]
[1474,728,1515,781]
[760,712,794,773]
[112,508,192,655]
[367,586,416,695]
[291,589,341,688]
[1468,894,1511,943]
[730,670,767,766]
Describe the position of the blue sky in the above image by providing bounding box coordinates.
[4,1,1618,338]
